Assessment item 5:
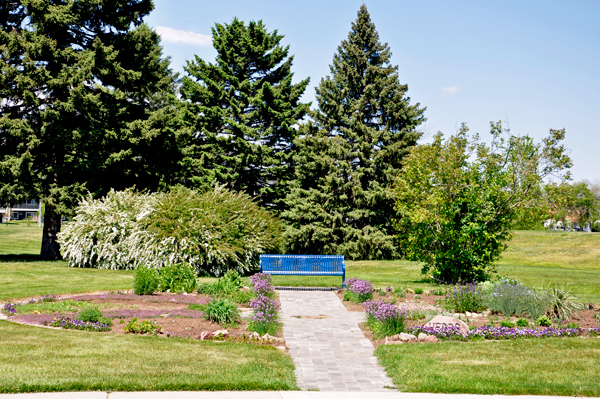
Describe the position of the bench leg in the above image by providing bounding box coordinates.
[342,270,345,289]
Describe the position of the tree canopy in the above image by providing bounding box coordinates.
[0,0,178,259]
[394,122,572,283]
[283,5,425,259]
[179,18,310,211]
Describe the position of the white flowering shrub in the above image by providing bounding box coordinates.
[58,186,283,276]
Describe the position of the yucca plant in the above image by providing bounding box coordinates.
[546,284,584,320]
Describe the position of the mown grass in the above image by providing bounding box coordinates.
[0,321,297,393]
[376,338,600,396]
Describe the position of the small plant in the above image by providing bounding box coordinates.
[500,318,515,328]
[159,262,197,293]
[198,269,244,297]
[564,322,580,329]
[364,300,407,338]
[77,308,103,323]
[536,315,552,327]
[343,278,373,303]
[133,267,159,295]
[204,298,240,325]
[431,288,445,296]
[2,302,17,316]
[516,318,529,327]
[414,288,424,295]
[124,317,162,335]
[595,312,600,323]
[444,282,486,313]
[414,295,422,299]
[377,288,386,296]
[50,317,111,332]
[248,294,280,336]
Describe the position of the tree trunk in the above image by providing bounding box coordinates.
[40,208,62,260]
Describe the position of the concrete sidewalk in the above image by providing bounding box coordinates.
[1,392,597,399]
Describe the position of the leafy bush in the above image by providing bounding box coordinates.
[536,315,552,327]
[414,288,423,295]
[343,278,373,303]
[516,318,529,327]
[364,300,407,338]
[159,263,197,293]
[123,318,162,335]
[133,267,159,295]
[500,319,515,328]
[59,186,283,276]
[198,270,250,302]
[204,299,240,325]
[77,308,103,323]
[443,282,486,313]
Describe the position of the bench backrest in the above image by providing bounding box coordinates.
[259,254,346,287]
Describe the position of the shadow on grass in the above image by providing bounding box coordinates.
[0,254,42,262]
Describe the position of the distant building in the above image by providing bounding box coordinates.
[0,200,41,222]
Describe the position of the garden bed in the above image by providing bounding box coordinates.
[4,291,285,344]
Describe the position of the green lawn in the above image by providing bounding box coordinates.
[0,321,297,393]
[376,338,600,396]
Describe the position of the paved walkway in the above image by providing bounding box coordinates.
[279,290,394,392]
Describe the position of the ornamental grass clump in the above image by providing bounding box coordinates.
[343,278,373,303]
[443,282,486,313]
[204,298,241,325]
[364,300,407,338]
[50,317,111,332]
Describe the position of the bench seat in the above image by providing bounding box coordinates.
[259,254,346,287]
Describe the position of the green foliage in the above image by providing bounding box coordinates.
[203,299,241,325]
[395,122,571,283]
[536,315,552,327]
[59,186,283,276]
[565,322,580,329]
[516,318,529,327]
[180,18,309,211]
[123,318,162,335]
[0,0,178,259]
[443,283,487,313]
[76,308,103,323]
[431,288,446,296]
[282,5,425,260]
[159,263,197,294]
[500,319,516,328]
[133,267,160,295]
[546,284,584,320]
[414,288,424,295]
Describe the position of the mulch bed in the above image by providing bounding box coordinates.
[7,292,284,343]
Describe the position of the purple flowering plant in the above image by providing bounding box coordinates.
[364,300,408,338]
[50,317,111,332]
[344,278,374,303]
[443,281,486,313]
[407,324,600,341]
[2,302,18,316]
[249,273,275,298]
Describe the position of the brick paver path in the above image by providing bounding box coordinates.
[279,290,394,391]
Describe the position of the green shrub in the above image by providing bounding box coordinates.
[198,270,243,297]
[204,299,240,325]
[516,318,529,327]
[500,319,515,328]
[159,263,197,293]
[414,288,423,295]
[124,318,162,335]
[536,315,552,327]
[77,308,103,323]
[133,267,159,295]
[546,284,584,320]
[59,186,283,276]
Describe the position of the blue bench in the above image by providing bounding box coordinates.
[259,254,346,288]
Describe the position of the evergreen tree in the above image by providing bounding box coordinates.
[180,18,310,211]
[283,5,425,259]
[0,0,177,259]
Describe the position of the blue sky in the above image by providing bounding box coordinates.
[145,0,600,182]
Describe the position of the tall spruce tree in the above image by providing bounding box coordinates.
[180,19,310,211]
[283,5,425,259]
[0,0,177,259]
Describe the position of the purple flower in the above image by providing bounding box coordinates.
[249,273,275,297]
[348,278,373,296]
[2,302,17,316]
[249,294,280,324]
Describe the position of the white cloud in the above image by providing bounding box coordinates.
[442,86,460,95]
[155,26,212,47]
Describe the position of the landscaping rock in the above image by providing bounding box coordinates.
[418,332,428,342]
[465,311,472,317]
[200,331,213,340]
[386,334,402,342]
[424,335,438,343]
[426,315,469,336]
[399,332,417,342]
[453,313,460,318]
[213,329,229,338]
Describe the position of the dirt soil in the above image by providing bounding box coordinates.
[8,292,284,342]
